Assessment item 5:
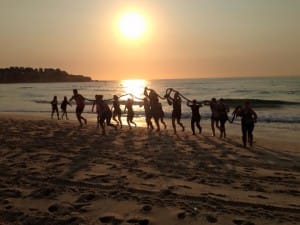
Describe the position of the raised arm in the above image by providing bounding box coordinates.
[165,88,173,97]
[144,87,149,97]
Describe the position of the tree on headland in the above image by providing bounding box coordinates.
[0,67,92,83]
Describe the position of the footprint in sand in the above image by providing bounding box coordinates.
[29,187,57,199]
[0,189,22,198]
[127,218,150,225]
[5,205,13,210]
[141,205,152,213]
[233,219,255,225]
[248,194,268,199]
[48,203,73,216]
[99,215,123,224]
[206,214,218,223]
[177,211,186,219]
[76,193,98,203]
[0,199,9,205]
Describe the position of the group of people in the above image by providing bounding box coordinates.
[50,96,71,120]
[50,88,258,147]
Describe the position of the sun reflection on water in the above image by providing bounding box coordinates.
[120,79,147,100]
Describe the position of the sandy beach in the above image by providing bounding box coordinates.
[0,114,299,225]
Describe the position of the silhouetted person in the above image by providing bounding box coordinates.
[51,96,60,120]
[144,87,160,129]
[166,89,185,134]
[124,98,137,129]
[236,101,258,147]
[157,101,167,129]
[141,97,154,129]
[69,89,87,127]
[144,87,159,108]
[92,95,117,135]
[92,95,101,128]
[151,98,161,131]
[60,96,71,120]
[205,98,219,136]
[217,98,229,138]
[151,98,167,131]
[111,95,123,128]
[187,99,202,135]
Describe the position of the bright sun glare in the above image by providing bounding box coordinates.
[119,12,146,39]
[121,79,146,99]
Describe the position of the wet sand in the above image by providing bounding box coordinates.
[0,114,299,225]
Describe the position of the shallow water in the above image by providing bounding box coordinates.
[0,76,299,129]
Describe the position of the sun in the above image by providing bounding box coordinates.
[119,12,146,39]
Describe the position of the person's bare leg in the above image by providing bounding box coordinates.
[146,117,153,130]
[76,113,83,127]
[211,119,215,136]
[100,122,106,135]
[172,118,176,134]
[154,118,160,131]
[191,120,195,135]
[216,120,220,129]
[107,117,117,130]
[161,118,167,129]
[219,125,224,138]
[196,122,202,134]
[127,118,131,129]
[117,115,122,128]
[132,120,137,127]
[56,109,60,120]
[112,115,119,125]
[177,118,184,131]
[82,116,87,124]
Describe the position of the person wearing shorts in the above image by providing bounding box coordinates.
[69,89,87,127]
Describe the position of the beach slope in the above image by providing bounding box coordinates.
[0,117,299,225]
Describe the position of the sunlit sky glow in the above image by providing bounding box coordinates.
[0,0,299,80]
[119,12,147,40]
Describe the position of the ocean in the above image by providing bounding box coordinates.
[0,76,299,131]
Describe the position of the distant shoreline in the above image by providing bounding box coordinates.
[0,67,92,83]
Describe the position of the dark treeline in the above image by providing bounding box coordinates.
[0,67,92,83]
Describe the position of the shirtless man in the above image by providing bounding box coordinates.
[92,95,117,135]
[69,89,87,127]
[236,101,258,147]
[187,99,202,135]
[124,98,137,129]
[166,89,185,134]
[111,95,123,128]
[204,98,219,136]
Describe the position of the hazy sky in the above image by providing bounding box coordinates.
[0,0,299,80]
